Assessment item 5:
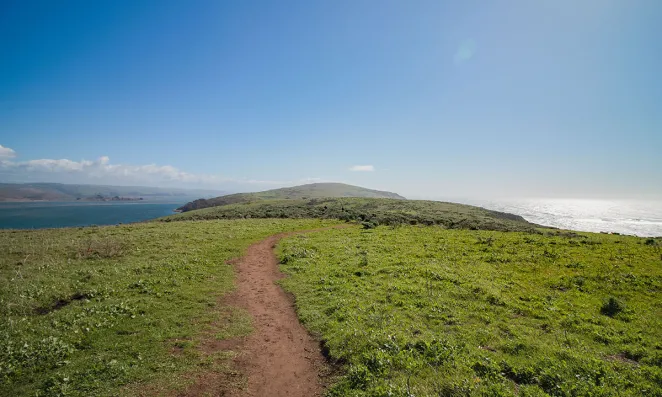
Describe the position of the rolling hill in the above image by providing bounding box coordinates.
[176,183,406,212]
[165,197,539,232]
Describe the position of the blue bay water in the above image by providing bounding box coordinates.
[0,202,182,229]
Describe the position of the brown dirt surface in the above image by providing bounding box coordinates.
[179,225,349,397]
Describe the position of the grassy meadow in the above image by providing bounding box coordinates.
[278,226,662,396]
[3,200,662,397]
[0,218,338,396]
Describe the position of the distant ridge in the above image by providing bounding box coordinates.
[176,183,405,212]
[0,182,225,202]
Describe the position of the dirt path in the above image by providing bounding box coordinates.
[133,226,348,397]
[224,229,335,397]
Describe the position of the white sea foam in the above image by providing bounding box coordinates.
[463,198,662,237]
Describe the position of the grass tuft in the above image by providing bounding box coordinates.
[73,238,126,259]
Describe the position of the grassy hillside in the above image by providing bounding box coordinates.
[0,184,72,201]
[165,197,539,232]
[278,227,662,396]
[0,183,224,202]
[4,212,661,396]
[176,183,405,212]
[0,219,338,396]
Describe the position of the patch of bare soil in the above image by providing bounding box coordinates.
[605,353,640,366]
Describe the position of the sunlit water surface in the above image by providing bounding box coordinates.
[464,198,662,237]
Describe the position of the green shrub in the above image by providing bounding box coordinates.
[600,297,625,317]
[361,221,377,229]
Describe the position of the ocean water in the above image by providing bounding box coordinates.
[0,201,182,230]
[466,198,662,237]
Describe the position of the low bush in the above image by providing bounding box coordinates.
[73,237,126,259]
[600,296,625,317]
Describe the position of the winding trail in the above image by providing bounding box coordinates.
[177,224,351,397]
[227,229,331,396]
[181,226,348,397]
[132,224,352,397]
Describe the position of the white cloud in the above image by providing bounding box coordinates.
[0,151,326,190]
[454,39,477,65]
[0,154,234,186]
[349,165,375,172]
[0,145,16,159]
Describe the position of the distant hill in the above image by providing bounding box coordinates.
[0,183,225,202]
[164,197,540,232]
[176,183,406,212]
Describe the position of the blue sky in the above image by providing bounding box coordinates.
[1,0,660,198]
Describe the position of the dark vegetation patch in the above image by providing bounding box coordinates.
[163,197,542,233]
[34,292,94,315]
[600,296,626,317]
[546,230,588,239]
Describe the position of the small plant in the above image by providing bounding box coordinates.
[600,297,625,317]
[565,262,585,269]
[74,238,126,259]
[476,236,494,246]
[359,250,368,267]
[361,221,376,229]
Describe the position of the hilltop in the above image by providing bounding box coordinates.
[0,182,225,202]
[166,196,538,232]
[176,182,405,212]
[169,183,539,233]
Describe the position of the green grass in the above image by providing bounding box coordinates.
[0,218,338,396]
[163,197,539,232]
[278,226,662,396]
[5,209,661,396]
[176,182,405,212]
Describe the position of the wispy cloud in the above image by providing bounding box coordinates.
[0,145,323,189]
[454,39,477,65]
[0,145,16,159]
[1,154,224,185]
[349,165,375,172]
